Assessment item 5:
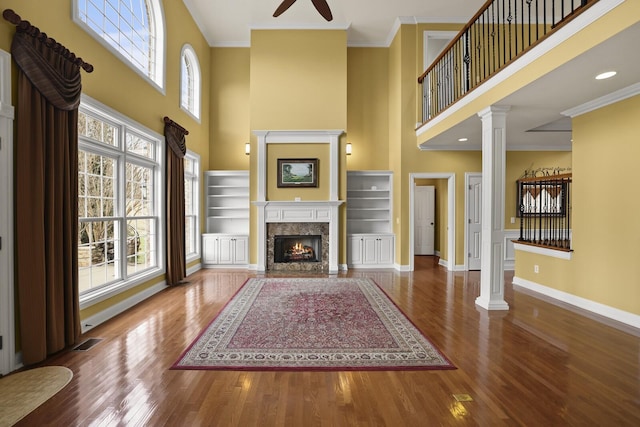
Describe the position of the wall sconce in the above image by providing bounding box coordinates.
[245,142,251,155]
[345,143,352,156]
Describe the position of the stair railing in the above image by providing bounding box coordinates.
[418,0,597,124]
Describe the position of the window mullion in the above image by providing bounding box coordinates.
[117,127,128,281]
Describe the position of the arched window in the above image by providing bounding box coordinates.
[74,0,165,91]
[180,44,201,120]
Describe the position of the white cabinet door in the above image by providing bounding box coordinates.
[217,236,235,264]
[233,236,249,264]
[362,236,379,264]
[202,234,248,266]
[202,234,218,265]
[347,235,363,265]
[348,234,395,268]
[377,235,394,265]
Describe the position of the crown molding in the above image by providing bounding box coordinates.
[562,82,640,118]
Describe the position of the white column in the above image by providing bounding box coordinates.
[475,106,510,311]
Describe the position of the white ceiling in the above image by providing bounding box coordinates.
[182,0,486,47]
[182,0,640,151]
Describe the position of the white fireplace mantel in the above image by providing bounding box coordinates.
[253,200,344,273]
[252,130,345,273]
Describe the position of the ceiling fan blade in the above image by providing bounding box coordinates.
[273,0,298,17]
[311,0,333,21]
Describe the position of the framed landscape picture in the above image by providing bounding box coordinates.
[277,158,318,188]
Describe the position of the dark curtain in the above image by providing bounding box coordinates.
[11,22,88,364]
[164,118,188,286]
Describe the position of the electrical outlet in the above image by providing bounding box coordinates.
[510,217,516,224]
[534,265,539,273]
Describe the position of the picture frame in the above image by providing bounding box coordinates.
[277,158,318,188]
[516,180,567,217]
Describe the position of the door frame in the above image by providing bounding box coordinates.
[409,173,456,272]
[464,172,482,271]
[0,49,16,375]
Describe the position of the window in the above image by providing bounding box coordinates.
[184,151,200,261]
[180,45,201,120]
[78,95,164,304]
[74,0,165,91]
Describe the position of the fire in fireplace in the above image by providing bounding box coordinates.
[274,235,322,263]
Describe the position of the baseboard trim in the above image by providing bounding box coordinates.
[512,276,640,335]
[81,280,168,334]
[396,263,412,272]
[186,263,201,276]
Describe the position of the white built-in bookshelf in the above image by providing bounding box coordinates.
[346,171,393,234]
[205,170,249,234]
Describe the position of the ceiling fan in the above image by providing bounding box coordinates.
[273,0,333,22]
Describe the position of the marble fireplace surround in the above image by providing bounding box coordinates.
[252,130,345,274]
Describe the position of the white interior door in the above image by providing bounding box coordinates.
[414,185,435,255]
[467,175,482,270]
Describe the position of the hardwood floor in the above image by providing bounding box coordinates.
[16,257,640,426]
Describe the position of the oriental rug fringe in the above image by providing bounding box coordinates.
[172,277,455,371]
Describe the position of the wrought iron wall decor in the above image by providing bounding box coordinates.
[516,173,572,250]
[516,180,567,217]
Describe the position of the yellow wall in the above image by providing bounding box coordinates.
[515,95,640,316]
[572,95,640,314]
[249,30,347,130]
[267,144,330,201]
[247,29,348,264]
[210,48,250,170]
[346,48,390,170]
[0,0,211,321]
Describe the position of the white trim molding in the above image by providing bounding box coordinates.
[252,130,345,274]
[513,276,640,332]
[514,242,573,260]
[81,280,168,334]
[408,173,456,272]
[562,82,640,118]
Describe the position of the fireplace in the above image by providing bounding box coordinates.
[274,235,322,263]
[267,222,329,272]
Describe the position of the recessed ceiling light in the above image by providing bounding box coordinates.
[595,71,616,80]
[458,137,468,142]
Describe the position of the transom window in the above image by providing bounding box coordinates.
[180,44,201,120]
[78,95,164,303]
[74,0,165,90]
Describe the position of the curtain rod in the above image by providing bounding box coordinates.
[164,116,189,135]
[2,8,94,73]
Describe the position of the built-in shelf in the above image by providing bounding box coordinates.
[347,171,395,268]
[205,171,249,234]
[346,171,393,234]
[203,170,249,268]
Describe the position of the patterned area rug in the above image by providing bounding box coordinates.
[172,277,455,371]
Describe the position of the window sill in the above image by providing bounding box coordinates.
[79,267,165,310]
[513,242,573,260]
